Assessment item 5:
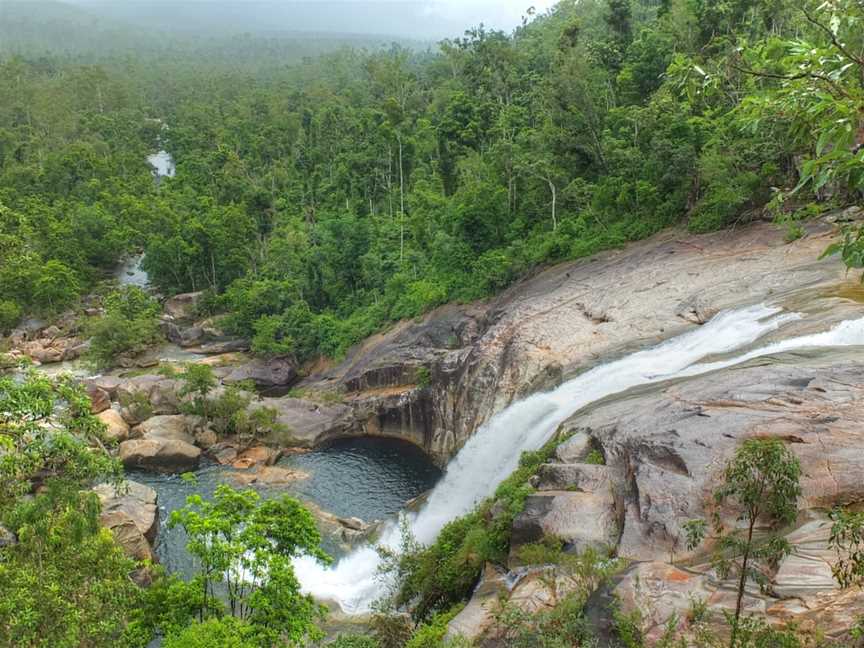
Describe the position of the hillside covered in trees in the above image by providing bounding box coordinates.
[2,0,861,358]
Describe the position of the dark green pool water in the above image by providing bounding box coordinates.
[132,437,441,577]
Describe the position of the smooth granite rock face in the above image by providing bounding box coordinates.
[93,480,159,542]
[300,221,846,462]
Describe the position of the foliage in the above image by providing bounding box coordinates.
[0,372,145,647]
[379,433,568,621]
[0,492,149,648]
[2,0,858,362]
[329,635,381,648]
[162,617,260,648]
[829,507,864,589]
[584,448,605,465]
[612,605,645,648]
[87,286,163,369]
[166,484,330,645]
[178,362,217,418]
[706,438,802,647]
[0,372,121,505]
[494,592,596,648]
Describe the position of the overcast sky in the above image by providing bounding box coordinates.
[66,0,560,38]
[419,0,557,32]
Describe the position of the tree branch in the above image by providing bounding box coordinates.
[730,62,853,100]
[800,5,864,67]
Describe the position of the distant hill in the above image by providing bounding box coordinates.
[0,0,432,64]
[69,0,465,39]
[0,1,151,56]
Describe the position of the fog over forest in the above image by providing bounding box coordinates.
[3,0,553,44]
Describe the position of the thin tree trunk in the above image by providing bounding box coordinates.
[547,178,558,231]
[398,133,405,264]
[730,520,755,648]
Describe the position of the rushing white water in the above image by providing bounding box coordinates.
[147,150,176,178]
[295,303,864,612]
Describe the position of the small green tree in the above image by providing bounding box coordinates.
[234,405,287,449]
[87,286,163,369]
[179,363,217,419]
[711,438,802,647]
[829,507,864,589]
[168,485,330,646]
[32,260,80,313]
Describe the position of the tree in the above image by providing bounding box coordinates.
[167,485,331,645]
[87,286,163,369]
[0,373,148,647]
[711,438,802,647]
[179,363,217,419]
[32,260,80,313]
[829,508,864,589]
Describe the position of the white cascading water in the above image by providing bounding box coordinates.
[295,303,864,613]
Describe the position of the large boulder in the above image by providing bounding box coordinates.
[119,438,201,473]
[510,489,618,556]
[100,511,154,562]
[89,375,123,399]
[256,397,355,447]
[132,414,194,445]
[96,409,130,443]
[21,339,64,364]
[445,563,508,642]
[85,383,111,414]
[163,291,203,320]
[554,431,594,463]
[93,480,158,541]
[568,360,864,564]
[223,356,298,389]
[117,375,182,424]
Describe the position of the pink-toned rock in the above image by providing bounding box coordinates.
[231,445,281,469]
[209,442,239,465]
[86,384,111,414]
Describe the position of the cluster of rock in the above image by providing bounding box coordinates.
[2,312,92,365]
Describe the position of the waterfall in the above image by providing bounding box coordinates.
[147,150,175,179]
[294,303,864,613]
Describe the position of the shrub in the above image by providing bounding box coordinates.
[0,300,21,334]
[87,287,162,369]
[162,618,259,648]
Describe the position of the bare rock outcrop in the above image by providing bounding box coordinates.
[301,221,846,462]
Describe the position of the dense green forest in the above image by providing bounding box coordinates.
[1,0,863,645]
[2,0,862,359]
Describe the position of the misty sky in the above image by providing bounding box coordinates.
[407,0,557,32]
[66,0,559,39]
